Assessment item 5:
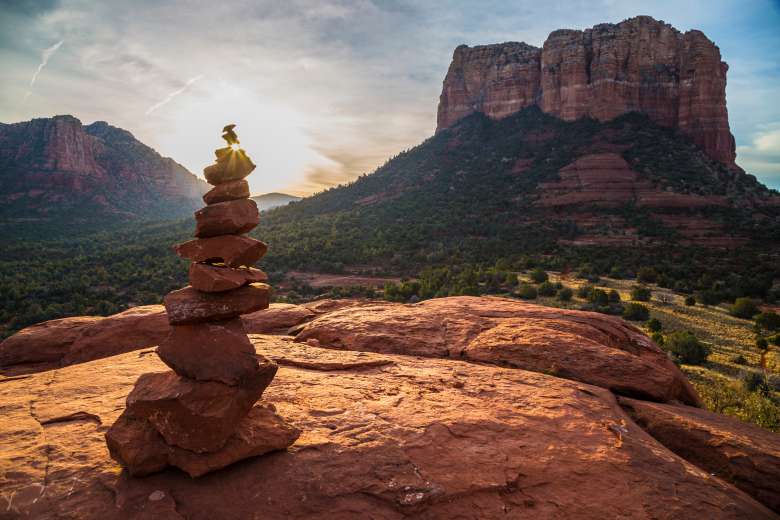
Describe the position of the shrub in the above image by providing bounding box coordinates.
[684,295,696,306]
[576,285,594,299]
[557,287,573,301]
[589,288,609,307]
[630,285,652,302]
[646,318,662,333]
[730,297,758,319]
[696,290,721,306]
[756,336,769,351]
[609,266,624,279]
[755,311,780,332]
[742,371,770,395]
[665,331,710,365]
[731,354,748,365]
[651,332,664,346]
[516,283,538,300]
[608,289,621,303]
[637,267,658,284]
[623,303,650,321]
[537,281,557,297]
[771,334,780,346]
[529,268,548,283]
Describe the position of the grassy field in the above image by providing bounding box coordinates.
[520,272,780,431]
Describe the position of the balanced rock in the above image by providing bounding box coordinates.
[125,367,277,453]
[157,319,266,385]
[174,235,267,268]
[188,263,267,293]
[194,198,260,238]
[164,283,270,324]
[106,404,300,478]
[204,149,256,185]
[203,179,250,205]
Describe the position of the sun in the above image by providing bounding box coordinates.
[230,143,240,151]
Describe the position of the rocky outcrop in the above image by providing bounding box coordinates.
[437,16,738,168]
[0,115,208,219]
[293,296,700,405]
[1,336,775,519]
[619,397,780,513]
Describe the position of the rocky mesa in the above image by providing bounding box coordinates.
[437,16,737,169]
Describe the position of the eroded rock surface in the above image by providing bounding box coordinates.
[0,337,774,519]
[294,296,700,405]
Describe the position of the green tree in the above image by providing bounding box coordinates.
[623,303,650,321]
[665,331,710,365]
[730,298,758,319]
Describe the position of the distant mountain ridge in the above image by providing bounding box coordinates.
[251,192,301,211]
[0,115,208,221]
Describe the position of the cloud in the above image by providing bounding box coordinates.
[23,39,63,101]
[737,125,780,188]
[145,75,204,115]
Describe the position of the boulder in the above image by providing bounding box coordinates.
[619,397,780,513]
[294,296,701,405]
[242,303,315,333]
[203,179,250,205]
[194,198,260,238]
[1,336,773,519]
[188,263,267,293]
[203,150,256,185]
[163,284,270,325]
[0,305,169,374]
[125,366,276,453]
[106,404,300,478]
[157,319,265,385]
[174,235,267,268]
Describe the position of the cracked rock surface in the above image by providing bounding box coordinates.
[0,335,775,519]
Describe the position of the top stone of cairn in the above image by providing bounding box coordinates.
[204,124,256,185]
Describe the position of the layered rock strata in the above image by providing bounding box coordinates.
[437,16,737,168]
[105,128,298,477]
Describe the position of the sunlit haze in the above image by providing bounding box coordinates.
[2,0,779,195]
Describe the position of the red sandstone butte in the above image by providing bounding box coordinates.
[194,198,260,238]
[203,179,250,204]
[436,16,737,168]
[163,283,271,324]
[188,263,268,293]
[174,235,267,268]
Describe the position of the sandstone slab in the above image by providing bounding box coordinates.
[0,336,773,519]
[194,198,259,238]
[203,150,256,185]
[106,404,299,478]
[163,283,270,324]
[188,263,267,293]
[619,397,780,513]
[0,305,169,374]
[293,296,701,405]
[242,303,316,333]
[203,179,250,205]
[174,235,267,268]
[125,366,276,453]
[157,319,266,385]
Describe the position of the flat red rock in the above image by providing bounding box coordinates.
[188,263,267,293]
[125,367,277,453]
[194,198,259,238]
[203,149,256,185]
[174,235,267,268]
[106,404,299,477]
[203,179,250,204]
[157,319,266,385]
[163,283,270,324]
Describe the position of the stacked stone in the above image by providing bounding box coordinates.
[106,126,299,478]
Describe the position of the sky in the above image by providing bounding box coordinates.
[1,0,779,195]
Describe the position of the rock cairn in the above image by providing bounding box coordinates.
[106,125,299,478]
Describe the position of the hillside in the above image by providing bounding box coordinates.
[0,115,208,223]
[252,192,302,211]
[255,107,780,274]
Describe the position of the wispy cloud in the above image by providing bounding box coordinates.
[24,39,63,101]
[145,74,203,115]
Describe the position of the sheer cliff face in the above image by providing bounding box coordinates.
[0,115,208,218]
[436,16,736,168]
